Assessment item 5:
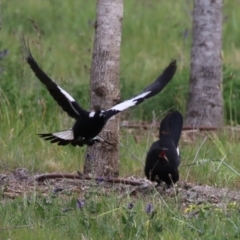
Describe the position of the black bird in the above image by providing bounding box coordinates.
[145,111,183,186]
[21,37,177,147]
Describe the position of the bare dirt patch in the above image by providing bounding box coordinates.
[1,168,240,208]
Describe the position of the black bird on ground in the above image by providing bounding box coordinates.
[145,111,183,187]
[21,37,177,147]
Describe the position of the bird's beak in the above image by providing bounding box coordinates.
[159,150,169,162]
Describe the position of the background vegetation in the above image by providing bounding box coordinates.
[1,0,240,239]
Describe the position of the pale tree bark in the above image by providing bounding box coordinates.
[185,0,223,127]
[84,0,123,177]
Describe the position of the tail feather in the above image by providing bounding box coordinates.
[52,129,74,140]
[50,138,62,144]
[58,140,71,146]
[38,129,73,146]
[168,111,183,147]
[159,111,183,147]
[38,131,113,147]
[43,135,57,141]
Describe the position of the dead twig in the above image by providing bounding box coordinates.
[0,225,32,231]
[35,173,149,186]
[121,121,218,131]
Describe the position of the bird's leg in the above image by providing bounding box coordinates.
[90,136,114,146]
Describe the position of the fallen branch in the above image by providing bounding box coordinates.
[121,121,218,131]
[35,173,149,186]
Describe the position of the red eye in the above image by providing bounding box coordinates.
[159,150,166,158]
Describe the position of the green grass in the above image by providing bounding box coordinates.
[1,188,240,239]
[1,0,240,238]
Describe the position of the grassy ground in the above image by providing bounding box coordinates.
[1,0,240,239]
[1,187,240,240]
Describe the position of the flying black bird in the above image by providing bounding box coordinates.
[21,37,177,147]
[145,111,183,186]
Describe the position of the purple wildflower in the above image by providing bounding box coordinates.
[127,203,134,210]
[86,153,92,161]
[52,187,64,194]
[76,199,85,209]
[96,176,105,184]
[0,49,8,59]
[145,203,153,214]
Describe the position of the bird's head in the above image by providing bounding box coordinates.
[89,109,106,119]
[98,110,106,118]
[100,110,106,117]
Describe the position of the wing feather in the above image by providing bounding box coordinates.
[21,36,88,119]
[105,60,177,120]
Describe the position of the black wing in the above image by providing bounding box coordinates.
[21,36,88,119]
[159,111,183,147]
[105,60,177,120]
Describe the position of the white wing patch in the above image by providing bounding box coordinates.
[58,86,80,116]
[53,129,74,140]
[109,91,151,112]
[58,86,75,102]
[89,112,95,117]
[176,146,180,156]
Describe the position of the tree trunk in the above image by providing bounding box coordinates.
[84,0,123,177]
[185,0,223,127]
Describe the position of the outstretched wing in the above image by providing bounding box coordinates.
[21,36,88,119]
[105,60,177,120]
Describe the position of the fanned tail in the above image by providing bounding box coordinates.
[38,131,113,147]
[38,130,73,146]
